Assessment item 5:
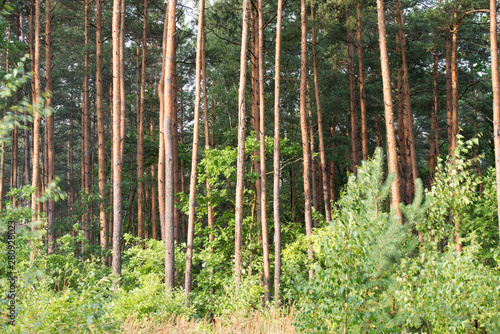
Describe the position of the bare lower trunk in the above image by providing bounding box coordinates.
[347,12,359,173]
[112,0,124,278]
[300,0,314,280]
[490,0,500,243]
[164,0,177,291]
[257,0,270,301]
[46,0,55,253]
[235,0,250,288]
[273,0,283,302]
[376,0,401,219]
[185,0,205,303]
[311,5,331,222]
[429,48,439,185]
[137,0,148,239]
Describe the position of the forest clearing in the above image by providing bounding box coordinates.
[1,0,500,332]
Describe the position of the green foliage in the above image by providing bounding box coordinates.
[396,241,500,333]
[283,149,420,332]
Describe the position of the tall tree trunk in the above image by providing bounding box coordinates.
[450,17,459,160]
[429,48,439,185]
[490,0,500,243]
[158,16,167,240]
[395,0,417,202]
[151,117,159,240]
[251,0,262,238]
[451,16,461,252]
[96,0,107,253]
[300,0,313,281]
[306,88,318,226]
[137,0,148,239]
[397,66,407,203]
[257,0,270,301]
[179,86,186,242]
[202,32,214,249]
[83,0,92,244]
[46,0,55,253]
[311,5,331,222]
[185,0,205,303]
[347,10,359,174]
[235,0,250,289]
[164,0,177,291]
[376,0,401,218]
[357,3,368,161]
[112,0,124,278]
[273,0,283,302]
[31,0,41,236]
[445,31,453,155]
[470,64,483,192]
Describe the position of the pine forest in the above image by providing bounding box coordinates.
[1,0,500,332]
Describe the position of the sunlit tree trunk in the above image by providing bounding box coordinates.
[31,0,41,252]
[257,0,270,301]
[445,31,452,155]
[96,0,107,253]
[137,0,148,239]
[83,0,92,244]
[273,0,283,302]
[112,0,124,278]
[300,0,313,280]
[490,0,500,243]
[450,16,459,160]
[251,0,262,234]
[311,5,331,222]
[202,32,214,246]
[376,0,401,218]
[185,0,205,303]
[158,15,167,240]
[164,0,177,291]
[46,0,56,253]
[235,0,250,289]
[429,47,439,185]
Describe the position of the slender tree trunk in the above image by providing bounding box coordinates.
[251,0,262,237]
[137,0,148,239]
[83,0,92,244]
[164,0,177,291]
[257,0,270,301]
[429,48,439,184]
[273,0,283,302]
[376,0,401,218]
[202,32,214,249]
[397,66,407,203]
[450,18,459,160]
[185,0,205,303]
[357,3,368,161]
[151,118,159,240]
[300,0,313,281]
[470,64,483,193]
[306,88,318,226]
[158,14,167,240]
[311,5,331,222]
[46,0,55,253]
[395,0,417,202]
[31,0,41,240]
[235,0,250,289]
[445,31,453,155]
[179,87,186,242]
[96,0,107,253]
[112,0,124,278]
[490,0,500,243]
[347,10,359,174]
